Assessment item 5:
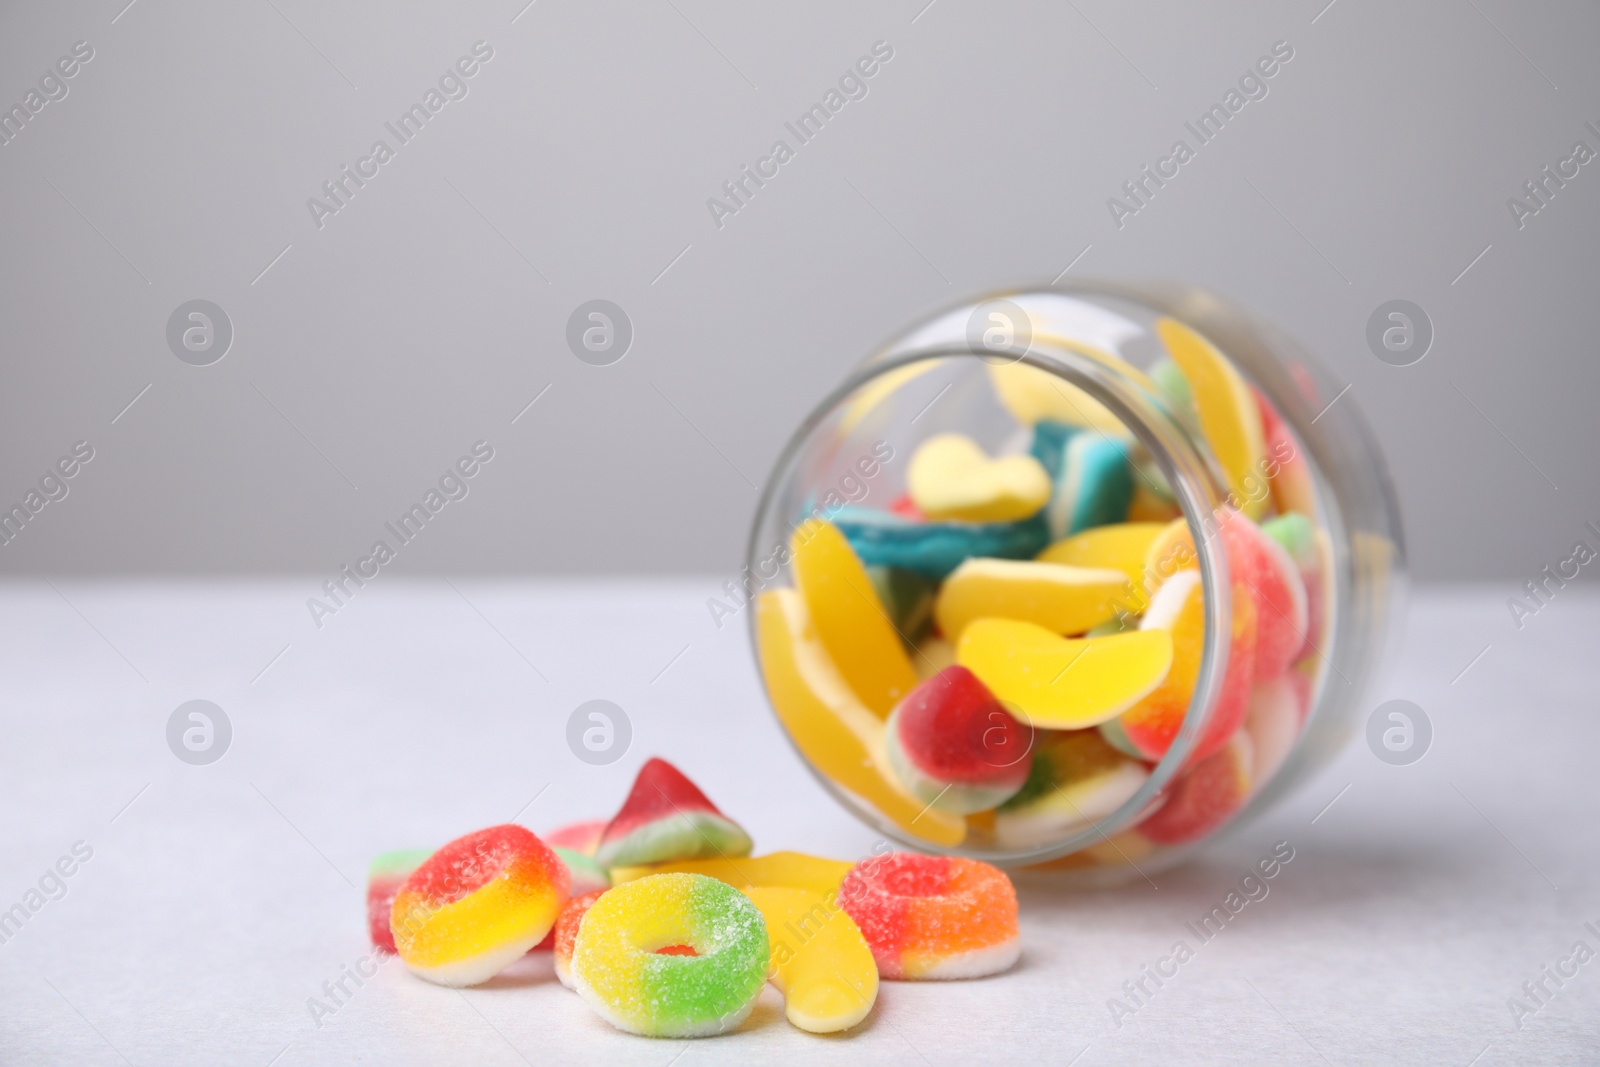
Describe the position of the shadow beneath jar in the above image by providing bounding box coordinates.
[1013,830,1493,921]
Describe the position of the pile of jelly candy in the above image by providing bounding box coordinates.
[756,317,1327,862]
[368,757,1020,1038]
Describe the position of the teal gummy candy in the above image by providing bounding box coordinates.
[865,565,939,645]
[831,507,1050,580]
[1041,433,1134,539]
[1029,420,1076,481]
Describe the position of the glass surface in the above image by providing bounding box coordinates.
[747,285,1405,877]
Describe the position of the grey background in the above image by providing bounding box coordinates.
[0,0,1595,581]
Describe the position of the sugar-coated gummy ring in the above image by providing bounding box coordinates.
[553,888,606,990]
[391,824,569,987]
[836,853,1019,980]
[570,873,769,1038]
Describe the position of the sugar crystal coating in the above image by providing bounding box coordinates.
[570,873,769,1038]
[391,824,568,987]
[836,853,1018,980]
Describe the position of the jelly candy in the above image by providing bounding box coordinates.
[865,565,939,647]
[367,849,431,953]
[987,360,1129,435]
[545,819,605,854]
[1141,512,1304,678]
[1150,356,1197,422]
[1102,569,1256,763]
[1036,521,1168,591]
[1255,387,1316,519]
[1155,318,1268,520]
[831,506,1050,579]
[1045,433,1135,538]
[993,730,1150,850]
[609,851,856,898]
[592,758,752,869]
[1137,733,1253,845]
[956,618,1173,729]
[934,557,1128,640]
[756,587,966,846]
[792,518,918,717]
[1230,515,1309,678]
[1027,420,1075,480]
[553,888,605,989]
[1125,478,1181,523]
[1245,671,1311,785]
[884,666,1032,815]
[551,846,610,897]
[1263,511,1324,663]
[570,873,769,1037]
[390,825,569,987]
[839,361,938,432]
[887,492,923,519]
[746,886,878,1033]
[1028,417,1141,536]
[836,853,1019,979]
[908,433,1051,523]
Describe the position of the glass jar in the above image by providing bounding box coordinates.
[746,283,1405,880]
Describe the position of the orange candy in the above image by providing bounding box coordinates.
[836,853,1019,979]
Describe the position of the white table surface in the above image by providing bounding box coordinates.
[1,579,1596,1066]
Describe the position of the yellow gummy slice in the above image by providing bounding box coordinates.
[745,886,878,1034]
[1136,517,1199,604]
[791,519,918,718]
[906,434,1050,523]
[934,558,1128,639]
[986,336,1159,435]
[839,361,937,433]
[757,588,965,847]
[956,618,1173,729]
[1038,522,1169,589]
[609,852,854,898]
[1155,318,1267,520]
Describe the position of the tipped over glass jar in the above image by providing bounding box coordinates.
[747,283,1404,880]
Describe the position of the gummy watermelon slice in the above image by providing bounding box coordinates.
[592,758,753,868]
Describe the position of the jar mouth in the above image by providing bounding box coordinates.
[746,335,1241,868]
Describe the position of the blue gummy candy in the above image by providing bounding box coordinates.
[1047,434,1134,538]
[830,507,1050,580]
[1028,420,1077,482]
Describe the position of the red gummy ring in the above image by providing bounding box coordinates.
[836,853,1019,979]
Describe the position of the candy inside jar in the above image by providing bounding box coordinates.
[748,284,1404,877]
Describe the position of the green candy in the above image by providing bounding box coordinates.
[573,873,769,1038]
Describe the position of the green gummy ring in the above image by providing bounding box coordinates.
[570,873,769,1038]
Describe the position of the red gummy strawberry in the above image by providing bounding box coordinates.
[884,666,1032,815]
[592,758,752,868]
